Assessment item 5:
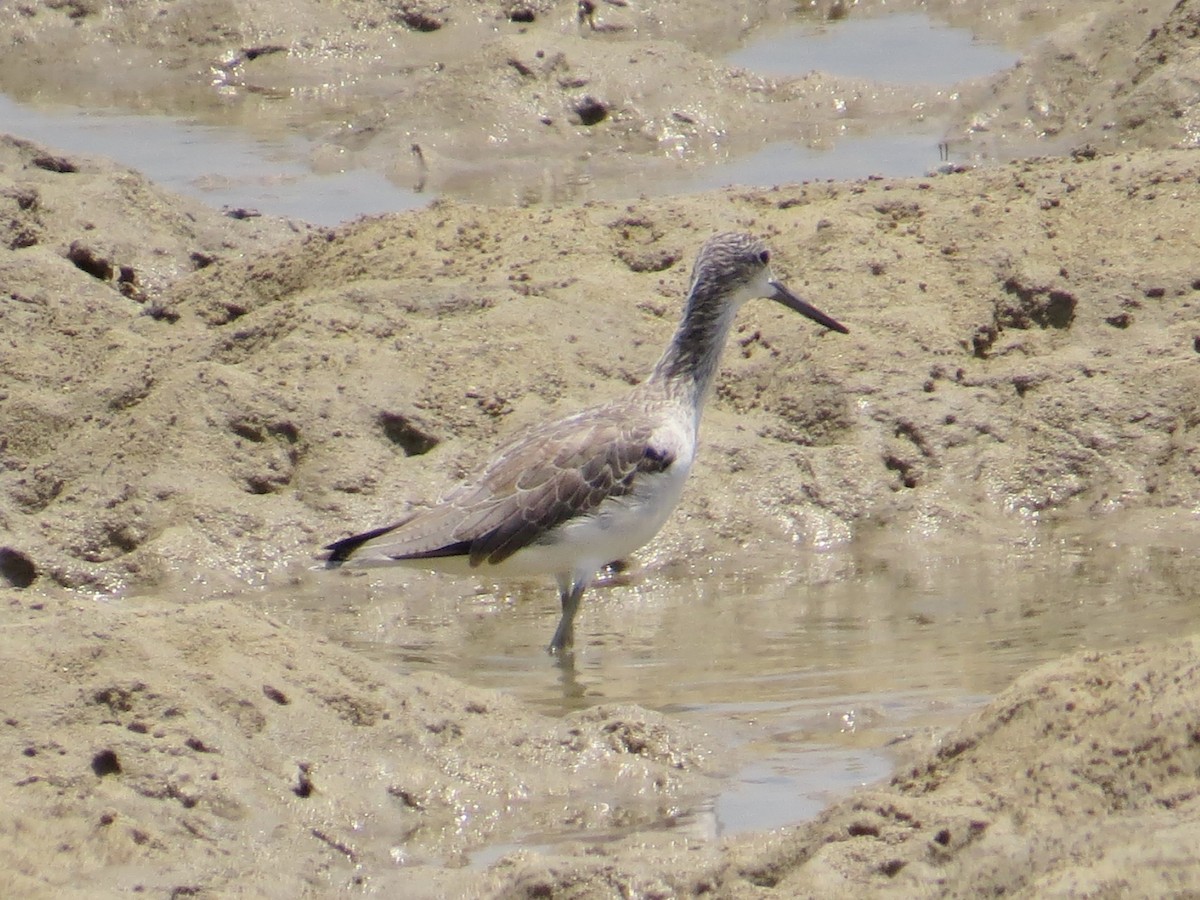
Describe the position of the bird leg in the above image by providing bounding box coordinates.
[548,576,587,655]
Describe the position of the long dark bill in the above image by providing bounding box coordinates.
[769,281,849,334]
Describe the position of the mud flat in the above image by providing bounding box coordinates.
[2,0,1199,896]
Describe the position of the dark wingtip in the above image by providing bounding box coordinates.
[322,540,355,569]
[322,522,404,568]
[322,543,350,569]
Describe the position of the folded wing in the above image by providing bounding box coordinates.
[324,404,676,568]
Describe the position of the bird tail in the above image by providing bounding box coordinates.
[322,522,405,568]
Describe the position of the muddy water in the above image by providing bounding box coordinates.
[0,9,1024,221]
[268,508,1200,854]
[0,91,959,218]
[0,94,427,224]
[728,12,1019,83]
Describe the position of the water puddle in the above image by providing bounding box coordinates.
[650,124,950,197]
[269,509,1200,859]
[728,11,1019,83]
[713,744,892,834]
[0,89,952,216]
[0,11,1024,219]
[0,94,426,226]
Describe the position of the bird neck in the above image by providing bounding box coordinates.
[648,279,742,410]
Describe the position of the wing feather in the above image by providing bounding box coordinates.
[325,399,679,567]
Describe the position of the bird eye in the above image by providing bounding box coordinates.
[758,250,770,265]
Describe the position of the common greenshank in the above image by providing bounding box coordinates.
[324,232,848,654]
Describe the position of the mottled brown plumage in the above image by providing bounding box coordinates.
[325,399,674,567]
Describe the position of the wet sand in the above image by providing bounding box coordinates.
[2,0,1200,896]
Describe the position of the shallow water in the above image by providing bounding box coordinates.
[0,94,427,224]
[728,12,1019,83]
[269,508,1200,855]
[0,92,959,218]
[0,10,1023,221]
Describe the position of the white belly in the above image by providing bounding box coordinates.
[527,458,693,575]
